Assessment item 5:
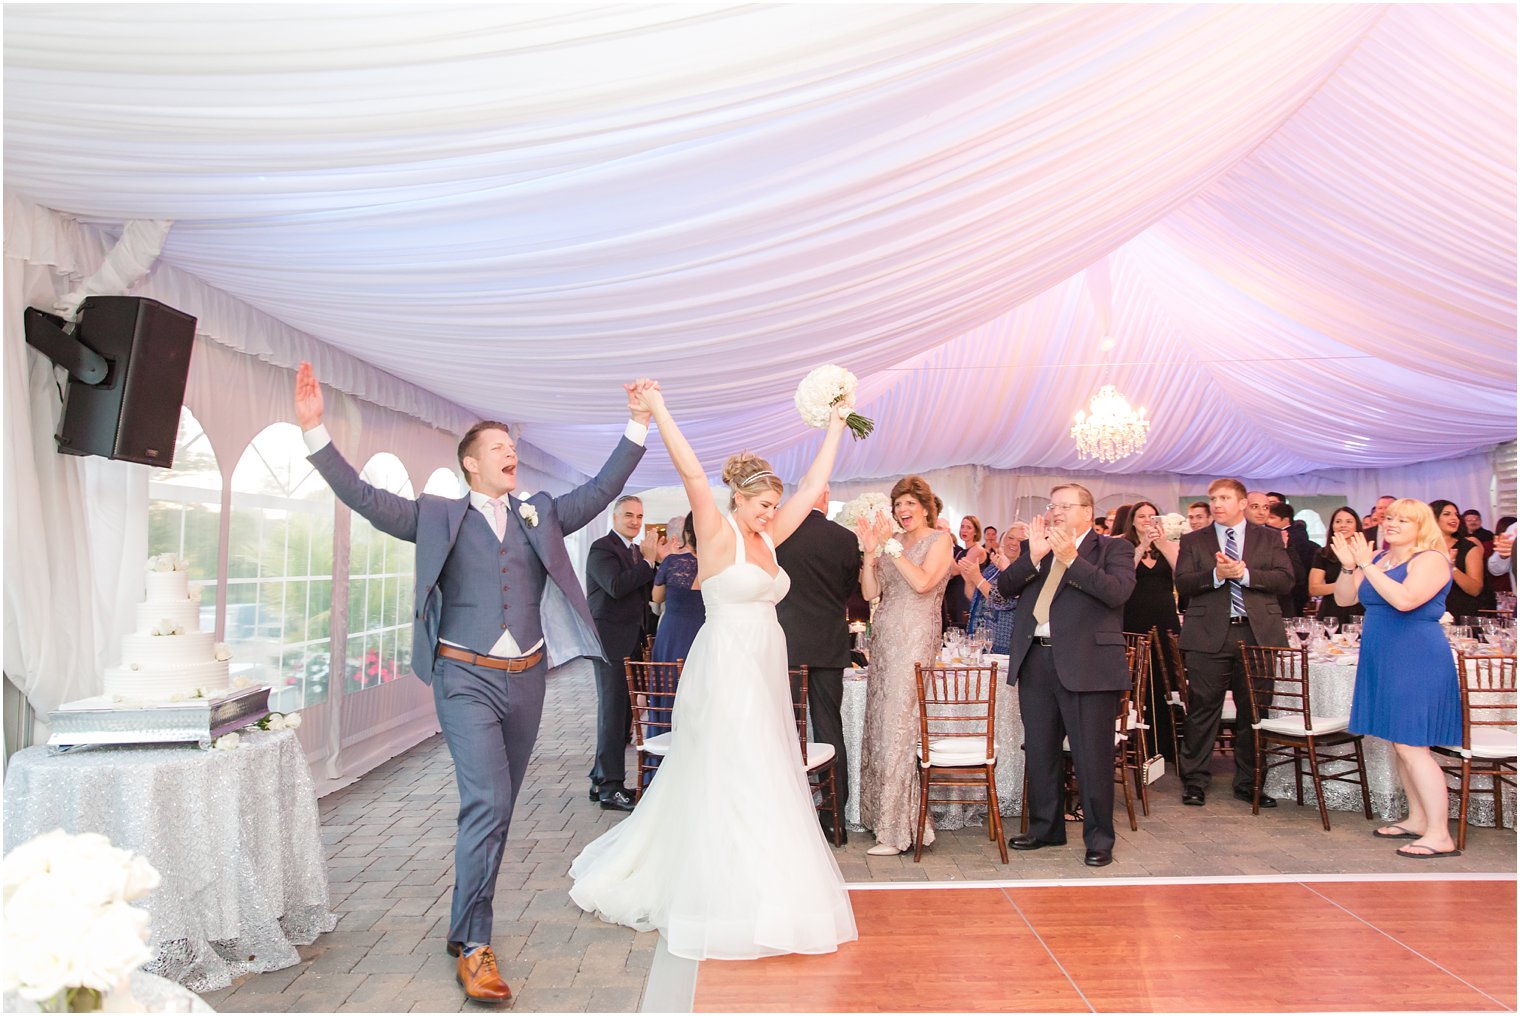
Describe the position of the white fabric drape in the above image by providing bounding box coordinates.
[9,4,1507,490]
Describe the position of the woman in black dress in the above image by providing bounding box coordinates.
[1431,498,1494,621]
[1121,500,1180,762]
[1308,506,1366,623]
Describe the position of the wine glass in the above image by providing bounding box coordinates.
[1321,615,1339,637]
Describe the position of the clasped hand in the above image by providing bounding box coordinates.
[1330,532,1372,571]
[854,511,893,555]
[1213,552,1246,580]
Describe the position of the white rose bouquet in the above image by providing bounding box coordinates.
[834,492,896,533]
[1159,513,1188,541]
[794,364,874,440]
[2,830,159,1009]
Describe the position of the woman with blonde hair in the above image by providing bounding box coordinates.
[570,381,857,958]
[856,475,954,855]
[1331,498,1462,858]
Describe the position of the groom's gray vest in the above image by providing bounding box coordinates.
[437,509,546,656]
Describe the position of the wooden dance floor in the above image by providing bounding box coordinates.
[689,875,1516,1012]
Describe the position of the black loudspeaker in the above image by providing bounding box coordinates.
[53,296,197,466]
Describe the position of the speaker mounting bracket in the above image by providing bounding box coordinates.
[24,306,110,385]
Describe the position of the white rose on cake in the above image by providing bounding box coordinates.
[794,364,874,440]
[145,554,185,573]
[213,643,233,662]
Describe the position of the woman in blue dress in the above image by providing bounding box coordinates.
[1330,498,1462,859]
[652,513,705,664]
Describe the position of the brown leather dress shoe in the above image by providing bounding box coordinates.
[457,945,511,1002]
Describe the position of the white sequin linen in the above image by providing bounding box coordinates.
[1263,660,1515,827]
[840,668,1026,832]
[4,729,335,993]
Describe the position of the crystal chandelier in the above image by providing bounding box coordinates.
[1071,384,1150,463]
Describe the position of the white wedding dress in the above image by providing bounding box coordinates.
[569,514,858,960]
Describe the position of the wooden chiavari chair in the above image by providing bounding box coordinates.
[624,659,683,801]
[914,662,1008,863]
[1239,644,1372,830]
[1434,652,1517,851]
[788,667,844,846]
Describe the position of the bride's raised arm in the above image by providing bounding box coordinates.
[768,404,850,546]
[629,380,731,568]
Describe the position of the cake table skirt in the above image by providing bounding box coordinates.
[3,729,336,992]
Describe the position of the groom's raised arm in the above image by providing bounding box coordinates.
[553,382,651,534]
[297,362,421,543]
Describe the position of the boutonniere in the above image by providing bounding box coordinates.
[518,502,540,528]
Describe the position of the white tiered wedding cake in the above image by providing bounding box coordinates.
[103,555,231,701]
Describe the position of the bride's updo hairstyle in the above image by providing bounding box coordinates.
[722,451,784,510]
[889,475,937,526]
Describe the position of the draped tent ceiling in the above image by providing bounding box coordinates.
[4,3,1515,490]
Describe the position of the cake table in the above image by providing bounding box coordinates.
[3,728,336,992]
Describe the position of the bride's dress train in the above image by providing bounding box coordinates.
[569,515,857,960]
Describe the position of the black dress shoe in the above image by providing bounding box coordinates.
[1234,788,1277,807]
[588,786,599,802]
[1084,849,1113,867]
[599,788,636,812]
[447,940,462,957]
[819,818,847,846]
[1182,787,1206,806]
[1010,834,1066,851]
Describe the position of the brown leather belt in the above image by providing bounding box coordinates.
[437,644,544,673]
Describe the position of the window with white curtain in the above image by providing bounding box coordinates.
[146,407,221,627]
[424,467,465,497]
[346,453,415,695]
[227,424,335,708]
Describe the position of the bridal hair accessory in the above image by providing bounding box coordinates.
[736,470,779,488]
[795,364,874,440]
[882,538,904,559]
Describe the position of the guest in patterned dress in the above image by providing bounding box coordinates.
[855,475,954,856]
[652,513,704,664]
[963,527,1025,654]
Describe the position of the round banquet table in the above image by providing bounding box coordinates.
[1262,652,1514,827]
[3,729,336,992]
[838,660,1025,832]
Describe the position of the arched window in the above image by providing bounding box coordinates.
[147,408,221,620]
[347,453,416,694]
[424,467,464,497]
[227,423,335,707]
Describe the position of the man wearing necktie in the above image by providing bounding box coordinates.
[996,484,1136,868]
[296,364,650,1001]
[586,494,660,811]
[1173,478,1295,808]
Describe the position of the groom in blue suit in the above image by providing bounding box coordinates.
[296,363,649,1001]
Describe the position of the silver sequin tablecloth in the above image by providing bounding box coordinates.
[3,729,336,993]
[1263,657,1514,828]
[840,665,1025,832]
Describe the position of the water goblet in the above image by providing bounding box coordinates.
[1321,615,1339,636]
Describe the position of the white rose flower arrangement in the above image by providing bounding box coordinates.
[881,538,904,559]
[149,619,185,637]
[834,492,898,532]
[794,364,874,440]
[518,502,539,528]
[1159,512,1188,541]
[1,830,160,1009]
[145,554,186,573]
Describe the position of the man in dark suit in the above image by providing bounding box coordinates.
[776,485,862,843]
[1268,502,1319,617]
[585,494,659,811]
[997,483,1136,868]
[297,363,648,1001]
[1174,477,1295,808]
[1362,494,1397,552]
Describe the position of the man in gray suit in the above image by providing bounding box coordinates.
[295,363,649,1002]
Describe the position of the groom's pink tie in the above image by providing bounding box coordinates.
[487,498,507,542]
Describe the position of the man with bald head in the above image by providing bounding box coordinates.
[1244,491,1273,527]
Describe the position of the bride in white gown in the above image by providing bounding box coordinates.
[569,379,858,961]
